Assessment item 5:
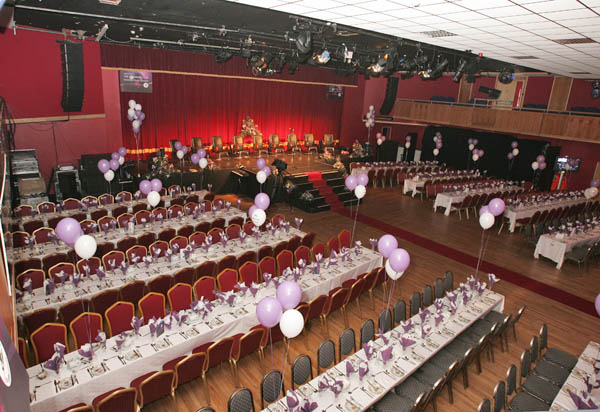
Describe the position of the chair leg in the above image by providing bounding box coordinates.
[447,380,454,404]
[203,373,211,405]
[369,289,375,310]
[462,367,469,389]
[342,306,349,328]
[356,299,362,319]
[322,315,329,338]
[232,360,240,387]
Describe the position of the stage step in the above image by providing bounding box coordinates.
[287,170,355,213]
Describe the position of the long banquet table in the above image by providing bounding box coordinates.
[403,172,479,197]
[434,186,520,216]
[503,198,588,233]
[261,286,505,412]
[534,227,600,269]
[27,247,383,412]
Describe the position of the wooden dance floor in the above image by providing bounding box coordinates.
[211,152,338,176]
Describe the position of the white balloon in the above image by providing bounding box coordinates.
[132,120,140,129]
[134,103,142,111]
[118,156,125,165]
[354,184,366,199]
[512,148,519,156]
[280,309,304,339]
[256,170,267,184]
[433,148,439,156]
[127,108,135,117]
[147,191,160,207]
[251,208,266,226]
[104,170,114,182]
[74,235,97,260]
[472,154,479,161]
[369,105,374,111]
[531,161,539,170]
[128,100,136,109]
[468,144,474,151]
[385,259,404,280]
[433,136,438,142]
[405,142,411,149]
[176,150,184,159]
[479,212,495,230]
[377,138,383,146]
[585,187,599,199]
[199,158,208,169]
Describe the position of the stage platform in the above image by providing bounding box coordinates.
[211,152,338,176]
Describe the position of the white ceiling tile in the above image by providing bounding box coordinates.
[455,0,515,9]
[332,15,370,25]
[513,21,566,30]
[293,0,344,9]
[444,11,487,21]
[432,21,471,30]
[580,0,600,6]
[302,9,345,19]
[323,4,372,16]
[542,8,598,20]
[409,3,466,14]
[481,6,531,17]
[355,0,409,12]
[497,14,549,24]
[404,15,450,24]
[522,0,585,13]
[559,17,600,27]
[382,8,430,18]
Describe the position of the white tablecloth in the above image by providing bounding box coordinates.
[27,248,383,412]
[17,228,304,320]
[534,227,600,269]
[403,180,425,196]
[550,341,600,411]
[434,186,520,216]
[503,198,587,233]
[262,287,505,412]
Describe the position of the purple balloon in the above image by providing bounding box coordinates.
[345,175,358,191]
[256,297,282,328]
[109,159,119,171]
[111,152,120,160]
[479,205,490,216]
[182,145,189,154]
[257,157,266,169]
[118,146,127,157]
[468,138,474,145]
[139,179,152,195]
[191,153,200,164]
[133,126,140,134]
[436,141,443,149]
[377,234,398,258]
[596,294,600,317]
[478,149,485,157]
[150,178,162,192]
[248,205,258,219]
[197,148,206,158]
[405,135,411,142]
[56,217,82,247]
[138,112,146,121]
[174,141,182,151]
[539,162,547,170]
[262,166,272,177]
[388,248,410,273]
[488,198,505,217]
[357,173,369,187]
[536,155,545,163]
[127,114,134,121]
[591,179,600,188]
[507,153,514,160]
[97,159,110,174]
[473,139,478,145]
[254,193,271,210]
[276,281,302,310]
[511,141,518,149]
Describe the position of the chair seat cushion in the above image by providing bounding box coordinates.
[163,356,186,371]
[92,387,125,406]
[533,359,571,386]
[394,376,431,401]
[484,310,505,324]
[375,392,414,412]
[522,374,560,403]
[469,318,494,334]
[445,338,473,357]
[59,403,87,412]
[544,348,578,370]
[430,350,460,369]
[413,363,446,386]
[509,391,550,412]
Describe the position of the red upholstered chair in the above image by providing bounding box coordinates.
[158,228,176,242]
[272,242,287,259]
[32,227,55,244]
[239,262,258,285]
[120,281,146,306]
[116,236,136,254]
[217,269,238,293]
[58,404,93,412]
[131,203,148,214]
[226,224,241,239]
[195,221,211,234]
[323,287,350,329]
[37,201,56,214]
[184,202,198,214]
[112,205,129,218]
[231,328,265,376]
[137,232,156,249]
[93,387,137,412]
[139,293,166,323]
[258,245,273,261]
[207,227,223,244]
[91,209,109,222]
[176,224,194,238]
[217,255,237,273]
[133,209,150,225]
[76,257,101,276]
[91,289,119,318]
[338,229,351,249]
[276,250,293,276]
[31,323,67,364]
[229,216,244,227]
[163,352,207,391]
[14,204,33,217]
[102,250,126,270]
[126,245,147,264]
[59,299,89,329]
[80,220,98,234]
[12,231,31,248]
[206,337,235,373]
[271,214,284,227]
[243,221,255,235]
[210,217,226,230]
[70,312,103,349]
[287,236,301,252]
[148,274,172,296]
[71,213,87,223]
[117,213,134,228]
[237,250,257,268]
[173,267,195,286]
[168,204,184,218]
[258,256,276,280]
[194,276,217,301]
[294,246,311,265]
[189,231,206,248]
[130,370,175,407]
[97,215,117,228]
[24,308,57,336]
[312,242,326,260]
[200,200,212,212]
[41,254,67,273]
[16,268,44,289]
[306,295,328,324]
[149,240,169,258]
[169,235,188,250]
[152,207,167,220]
[116,191,132,202]
[95,243,115,261]
[23,219,44,234]
[361,268,380,309]
[48,262,76,283]
[195,261,216,279]
[18,337,28,368]
[346,276,367,317]
[14,258,42,279]
[167,283,193,312]
[106,301,135,337]
[328,236,340,254]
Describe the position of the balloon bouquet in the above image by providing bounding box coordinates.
[55,217,97,261]
[249,192,270,227]
[97,147,127,195]
[255,157,271,188]
[126,100,146,173]
[476,197,505,275]
[507,141,519,178]
[365,105,375,146]
[171,140,189,189]
[404,135,411,161]
[190,148,208,189]
[584,179,599,200]
[467,138,480,168]
[377,234,411,312]
[345,173,368,242]
[433,132,443,159]
[138,178,163,208]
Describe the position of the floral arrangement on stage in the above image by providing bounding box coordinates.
[333,156,346,175]
[351,140,365,157]
[321,150,335,164]
[146,152,175,179]
[240,115,261,138]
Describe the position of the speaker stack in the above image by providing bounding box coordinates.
[380,77,399,115]
[79,154,111,195]
[58,41,84,112]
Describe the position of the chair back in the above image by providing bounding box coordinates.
[120,280,145,305]
[307,295,327,321]
[226,224,241,239]
[174,352,207,386]
[32,227,55,244]
[217,268,238,293]
[434,278,444,299]
[194,276,217,301]
[196,260,216,278]
[126,245,147,264]
[444,271,453,292]
[173,267,195,285]
[260,370,284,408]
[287,133,297,147]
[529,336,539,362]
[539,323,548,353]
[239,262,259,285]
[410,291,421,316]
[207,337,235,368]
[70,312,103,349]
[146,274,171,295]
[360,318,374,345]
[24,308,57,336]
[328,237,340,254]
[106,301,134,337]
[150,241,169,258]
[168,283,193,312]
[325,287,349,316]
[378,308,392,333]
[31,323,67,363]
[234,328,265,361]
[505,364,517,396]
[312,242,325,259]
[258,256,276,280]
[189,231,207,247]
[227,387,255,412]
[137,370,175,408]
[276,250,293,276]
[338,229,351,249]
[339,328,356,361]
[16,269,44,289]
[324,134,334,145]
[492,380,505,412]
[304,133,314,146]
[217,255,237,273]
[394,300,406,325]
[317,339,336,374]
[91,289,119,317]
[477,399,491,412]
[212,136,224,151]
[291,354,312,389]
[49,262,76,283]
[301,232,316,248]
[294,246,310,265]
[102,251,125,270]
[139,293,166,323]
[422,285,433,307]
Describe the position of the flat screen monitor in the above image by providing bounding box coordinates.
[327,85,344,99]
[554,156,581,172]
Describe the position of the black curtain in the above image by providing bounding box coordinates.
[420,126,553,186]
[377,140,399,162]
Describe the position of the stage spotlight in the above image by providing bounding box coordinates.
[296,30,312,55]
[499,68,514,84]
[313,47,331,64]
[429,57,448,79]
[592,80,600,98]
[288,57,299,75]
[215,49,233,63]
[453,58,467,82]
[367,52,389,75]
[271,53,286,73]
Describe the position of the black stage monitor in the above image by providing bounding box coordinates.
[554,156,581,172]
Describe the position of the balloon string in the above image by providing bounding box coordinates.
[269,328,274,371]
[477,232,492,277]
[351,199,360,243]
[475,230,486,276]
[385,278,397,313]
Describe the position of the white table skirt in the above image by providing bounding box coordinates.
[17,228,305,320]
[503,198,587,233]
[27,249,383,412]
[434,186,520,216]
[550,341,600,411]
[262,287,505,412]
[403,180,425,196]
[534,228,600,269]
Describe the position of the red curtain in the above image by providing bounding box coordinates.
[101,44,353,155]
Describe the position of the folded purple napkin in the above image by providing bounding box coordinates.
[295,217,303,230]
[78,343,94,361]
[236,199,242,209]
[435,312,444,327]
[299,398,318,412]
[421,324,431,339]
[96,330,106,348]
[286,389,299,410]
[131,316,143,334]
[44,353,62,373]
[262,272,273,286]
[71,273,82,288]
[143,255,153,267]
[119,261,129,274]
[363,343,374,360]
[381,346,393,365]
[345,360,356,375]
[23,278,32,294]
[418,308,430,324]
[488,273,498,289]
[234,282,248,294]
[377,328,389,345]
[568,389,598,410]
[318,375,331,391]
[44,279,55,295]
[433,299,444,311]
[115,332,127,350]
[369,238,377,250]
[399,336,416,351]
[401,319,413,333]
[359,360,369,380]
[249,282,259,297]
[96,267,106,281]
[191,298,213,319]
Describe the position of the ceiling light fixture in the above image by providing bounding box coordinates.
[499,68,514,84]
[453,58,467,83]
[215,49,233,63]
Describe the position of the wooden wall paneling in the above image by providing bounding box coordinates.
[471,107,496,128]
[457,79,472,103]
[593,162,600,179]
[494,110,543,135]
[548,76,573,112]
[0,153,16,343]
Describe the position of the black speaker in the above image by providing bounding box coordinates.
[58,41,84,112]
[478,86,501,99]
[380,77,399,115]
[271,158,288,172]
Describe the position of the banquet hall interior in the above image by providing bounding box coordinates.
[1,0,600,411]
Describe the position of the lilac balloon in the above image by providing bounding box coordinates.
[191,153,200,164]
[345,175,358,191]
[507,153,514,160]
[388,248,410,273]
[127,114,134,121]
[473,139,478,145]
[174,141,182,151]
[109,159,119,171]
[479,150,484,157]
[488,198,505,217]
[139,179,152,195]
[197,148,207,158]
[254,193,271,210]
[536,155,545,163]
[591,179,600,188]
[357,173,369,187]
[133,126,140,134]
[436,141,443,149]
[248,205,258,219]
[182,145,189,154]
[276,281,302,310]
[118,146,127,157]
[511,141,518,149]
[111,152,120,161]
[55,217,82,247]
[468,138,474,145]
[479,205,490,216]
[405,135,411,142]
[377,234,398,258]
[97,159,110,174]
[150,178,162,192]
[256,297,282,328]
[138,112,145,121]
[596,294,600,317]
[257,157,266,169]
[262,166,271,177]
[539,162,547,170]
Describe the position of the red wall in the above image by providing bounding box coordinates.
[567,79,600,110]
[339,76,367,147]
[523,76,553,106]
[471,75,498,99]
[395,75,459,100]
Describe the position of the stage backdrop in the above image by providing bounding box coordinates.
[100,44,357,156]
